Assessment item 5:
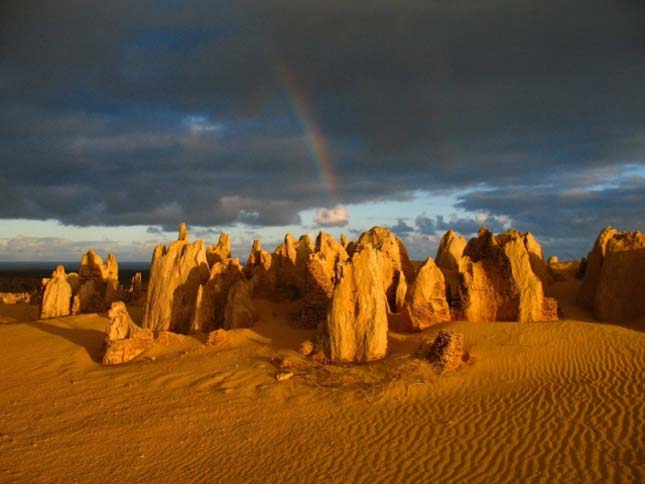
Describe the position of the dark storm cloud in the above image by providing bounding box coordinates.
[456,176,645,258]
[389,219,415,237]
[457,178,645,235]
[1,0,644,255]
[414,213,507,236]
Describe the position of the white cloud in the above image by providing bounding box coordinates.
[313,205,349,227]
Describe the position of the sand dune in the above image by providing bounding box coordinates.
[0,300,642,483]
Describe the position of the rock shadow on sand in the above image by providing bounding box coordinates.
[27,320,105,363]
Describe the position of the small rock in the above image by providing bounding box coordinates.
[102,303,154,365]
[276,371,294,382]
[206,329,228,346]
[298,340,314,356]
[427,331,468,373]
[155,331,184,346]
[272,356,294,369]
[311,351,326,364]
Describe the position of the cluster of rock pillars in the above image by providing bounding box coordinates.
[39,223,644,366]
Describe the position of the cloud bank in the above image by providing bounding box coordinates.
[0,0,644,257]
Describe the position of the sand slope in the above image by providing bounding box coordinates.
[0,303,643,483]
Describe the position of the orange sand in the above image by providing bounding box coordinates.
[0,298,643,483]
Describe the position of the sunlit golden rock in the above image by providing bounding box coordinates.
[143,223,209,333]
[40,265,72,319]
[327,247,388,363]
[399,257,451,331]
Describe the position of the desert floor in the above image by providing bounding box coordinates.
[0,294,643,483]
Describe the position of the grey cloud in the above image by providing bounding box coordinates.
[456,177,645,258]
[389,219,415,236]
[414,213,507,236]
[0,0,644,256]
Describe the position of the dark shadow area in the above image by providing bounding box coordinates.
[170,261,210,334]
[26,320,105,363]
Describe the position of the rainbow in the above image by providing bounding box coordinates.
[275,61,338,195]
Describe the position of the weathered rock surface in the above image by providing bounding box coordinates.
[542,297,559,321]
[223,278,257,329]
[271,234,313,300]
[71,294,80,315]
[40,265,72,319]
[66,272,80,295]
[190,258,244,332]
[77,251,122,312]
[80,250,110,281]
[154,331,184,346]
[457,228,555,322]
[298,340,315,356]
[436,230,467,271]
[102,302,153,365]
[205,328,228,346]
[354,227,415,311]
[143,224,209,333]
[394,271,408,314]
[435,231,467,306]
[520,231,552,288]
[244,240,275,299]
[327,247,388,363]
[340,234,350,250]
[301,232,349,328]
[399,258,451,331]
[585,229,645,323]
[105,301,143,341]
[427,331,467,373]
[547,256,559,264]
[206,233,231,267]
[178,222,188,241]
[125,272,142,301]
[577,226,619,310]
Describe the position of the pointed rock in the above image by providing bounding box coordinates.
[436,230,467,271]
[79,250,110,281]
[206,233,231,267]
[244,240,274,298]
[40,265,72,319]
[394,270,408,313]
[178,222,188,241]
[340,234,349,249]
[301,232,349,328]
[498,229,552,288]
[577,226,619,310]
[354,227,415,311]
[400,258,450,331]
[102,302,153,365]
[435,230,467,305]
[77,250,121,313]
[457,228,554,322]
[591,229,645,322]
[271,233,313,300]
[126,272,142,300]
[327,247,388,363]
[105,301,145,341]
[190,258,244,332]
[143,224,210,333]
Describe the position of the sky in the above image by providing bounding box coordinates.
[1,0,644,262]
